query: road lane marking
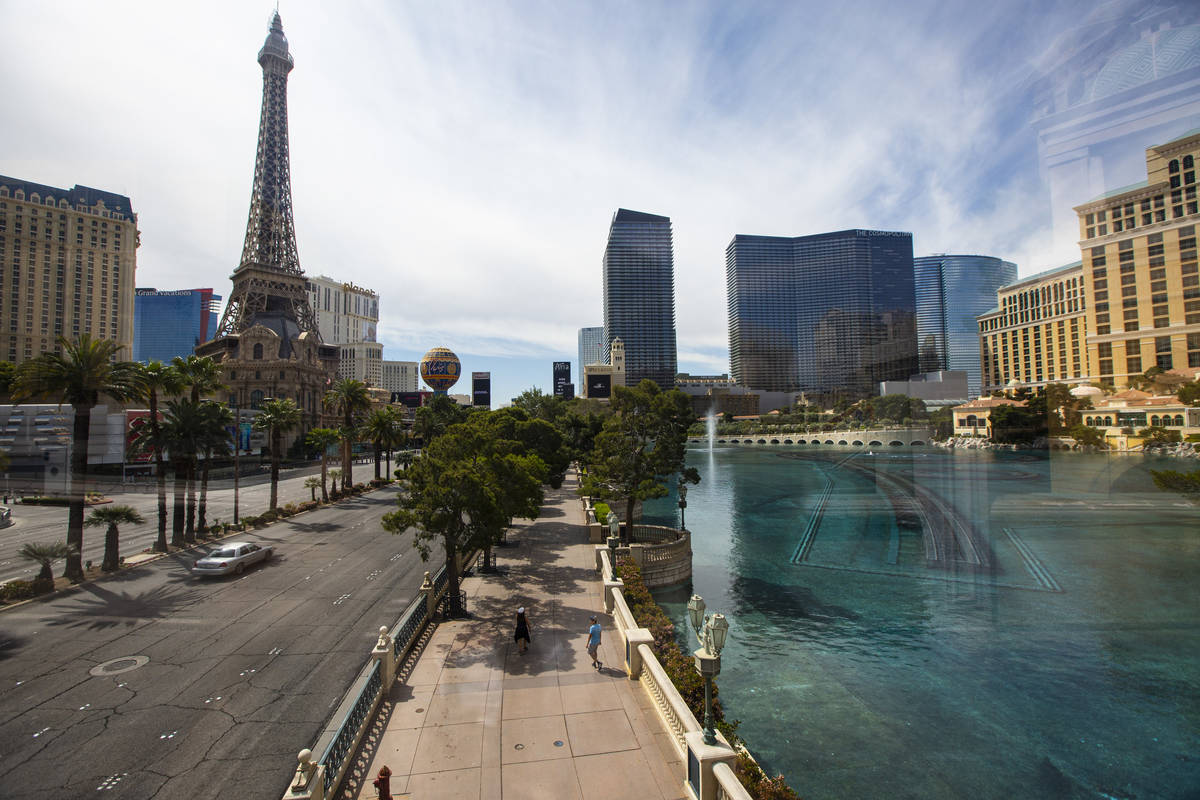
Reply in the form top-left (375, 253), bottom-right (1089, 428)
top-left (333, 593), bottom-right (351, 605)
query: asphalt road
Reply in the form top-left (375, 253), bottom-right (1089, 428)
top-left (0, 485), bottom-right (439, 799)
top-left (0, 464), bottom-right (389, 584)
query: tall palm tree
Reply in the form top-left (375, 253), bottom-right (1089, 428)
top-left (11, 335), bottom-right (145, 582)
top-left (362, 406), bottom-right (403, 481)
top-left (159, 398), bottom-right (206, 547)
top-left (85, 505), bottom-right (145, 572)
top-left (254, 398), bottom-right (301, 512)
top-left (18, 541), bottom-right (77, 583)
top-left (323, 379), bottom-right (371, 489)
top-left (137, 361), bottom-right (185, 553)
top-left (196, 402), bottom-right (234, 532)
top-left (172, 356), bottom-right (227, 537)
top-left (304, 426), bottom-right (340, 502)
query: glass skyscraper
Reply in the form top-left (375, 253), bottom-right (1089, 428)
top-left (602, 209), bottom-right (677, 389)
top-left (914, 255), bottom-right (1017, 398)
top-left (727, 229), bottom-right (918, 398)
top-left (578, 326), bottom-right (605, 373)
top-left (133, 287), bottom-right (220, 364)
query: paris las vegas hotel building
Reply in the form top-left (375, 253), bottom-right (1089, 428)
top-left (980, 130), bottom-right (1200, 393)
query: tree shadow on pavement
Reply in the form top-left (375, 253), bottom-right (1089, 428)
top-left (40, 580), bottom-right (201, 631)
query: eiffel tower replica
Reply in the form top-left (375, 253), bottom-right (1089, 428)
top-left (197, 11), bottom-right (336, 427)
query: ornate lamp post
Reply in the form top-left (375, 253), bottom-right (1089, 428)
top-left (687, 594), bottom-right (730, 745)
top-left (677, 478), bottom-right (688, 530)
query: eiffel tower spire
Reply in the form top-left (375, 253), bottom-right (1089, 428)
top-left (213, 10), bottom-right (319, 339)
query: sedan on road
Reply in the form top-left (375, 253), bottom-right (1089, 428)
top-left (192, 541), bottom-right (274, 577)
top-left (0, 506), bottom-right (10, 528)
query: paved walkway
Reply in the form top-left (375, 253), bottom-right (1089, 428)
top-left (348, 472), bottom-right (686, 800)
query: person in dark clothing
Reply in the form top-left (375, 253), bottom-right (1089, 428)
top-left (514, 607), bottom-right (531, 654)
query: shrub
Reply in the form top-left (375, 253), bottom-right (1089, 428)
top-left (595, 502), bottom-right (612, 524)
top-left (0, 580), bottom-right (35, 602)
top-left (735, 751), bottom-right (803, 800)
top-left (279, 503), bottom-right (299, 517)
top-left (240, 514), bottom-right (260, 527)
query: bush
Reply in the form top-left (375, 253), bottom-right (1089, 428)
top-left (240, 514), bottom-right (260, 527)
top-left (19, 496), bottom-right (70, 506)
top-left (595, 502), bottom-right (612, 524)
top-left (0, 580), bottom-right (35, 602)
top-left (735, 751), bottom-right (804, 800)
top-left (299, 500), bottom-right (319, 512)
top-left (279, 503), bottom-right (299, 517)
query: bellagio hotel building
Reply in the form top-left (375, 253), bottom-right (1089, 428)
top-left (980, 131), bottom-right (1200, 394)
top-left (0, 176), bottom-right (137, 365)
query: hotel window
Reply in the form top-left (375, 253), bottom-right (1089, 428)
top-left (1156, 336), bottom-right (1173, 371)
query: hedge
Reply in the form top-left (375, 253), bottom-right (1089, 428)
top-left (615, 558), bottom-right (802, 800)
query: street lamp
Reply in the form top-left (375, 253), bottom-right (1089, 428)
top-left (606, 512), bottom-right (620, 568)
top-left (687, 593), bottom-right (730, 745)
top-left (677, 478), bottom-right (688, 530)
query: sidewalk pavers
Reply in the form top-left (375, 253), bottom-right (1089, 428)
top-left (351, 473), bottom-right (687, 800)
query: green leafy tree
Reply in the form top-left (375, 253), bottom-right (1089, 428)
top-left (989, 404), bottom-right (1044, 444)
top-left (85, 505), bottom-right (145, 572)
top-left (929, 406), bottom-right (953, 441)
top-left (577, 380), bottom-right (699, 543)
top-left (487, 407), bottom-right (569, 488)
top-left (196, 402), bottom-right (233, 531)
top-left (383, 412), bottom-right (546, 615)
top-left (511, 387), bottom-right (566, 424)
top-left (0, 360), bottom-right (15, 398)
top-left (18, 541), bottom-right (77, 583)
top-left (1137, 426), bottom-right (1182, 446)
top-left (324, 379), bottom-right (372, 488)
top-left (304, 476), bottom-right (321, 501)
top-left (11, 335), bottom-right (145, 581)
top-left (413, 393), bottom-right (468, 447)
top-left (363, 406), bottom-right (404, 481)
top-left (172, 355), bottom-right (227, 536)
top-left (254, 398), bottom-right (302, 512)
top-left (1178, 381), bottom-right (1200, 406)
top-left (305, 427), bottom-right (340, 501)
top-left (1068, 424), bottom-right (1106, 448)
top-left (136, 361), bottom-right (185, 552)
top-left (1150, 468), bottom-right (1200, 496)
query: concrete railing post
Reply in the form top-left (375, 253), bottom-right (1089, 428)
top-left (372, 626), bottom-right (396, 688)
top-left (629, 542), bottom-right (645, 569)
top-left (420, 571), bottom-right (437, 622)
top-left (624, 627), bottom-right (654, 678)
top-left (684, 731), bottom-right (738, 800)
top-left (283, 748), bottom-right (325, 800)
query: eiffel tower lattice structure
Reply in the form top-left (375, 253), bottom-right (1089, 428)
top-left (213, 10), bottom-right (319, 340)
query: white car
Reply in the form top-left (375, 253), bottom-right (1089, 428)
top-left (0, 506), bottom-right (11, 528)
top-left (192, 541), bottom-right (274, 577)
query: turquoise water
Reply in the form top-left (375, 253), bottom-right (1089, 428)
top-left (643, 446), bottom-right (1200, 800)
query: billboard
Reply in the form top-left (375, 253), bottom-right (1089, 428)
top-left (472, 372), bottom-right (491, 407)
top-left (553, 361), bottom-right (571, 398)
top-left (588, 373), bottom-right (611, 399)
top-left (391, 391), bottom-right (428, 408)
top-left (125, 410), bottom-right (154, 463)
top-left (562, 383), bottom-right (575, 401)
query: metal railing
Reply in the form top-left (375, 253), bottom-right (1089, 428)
top-left (319, 660), bottom-right (383, 794)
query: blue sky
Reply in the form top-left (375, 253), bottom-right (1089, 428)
top-left (2, 0), bottom-right (1193, 403)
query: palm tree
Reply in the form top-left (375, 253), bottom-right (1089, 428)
top-left (362, 406), bottom-right (403, 482)
top-left (328, 468), bottom-right (342, 495)
top-left (304, 476), bottom-right (321, 501)
top-left (159, 398), bottom-right (206, 547)
top-left (172, 356), bottom-right (227, 538)
top-left (305, 427), bottom-right (340, 502)
top-left (196, 402), bottom-right (233, 532)
top-left (136, 361), bottom-right (184, 553)
top-left (11, 335), bottom-right (145, 582)
top-left (323, 379), bottom-right (371, 489)
top-left (18, 541), bottom-right (77, 583)
top-left (254, 398), bottom-right (301, 512)
top-left (85, 505), bottom-right (145, 572)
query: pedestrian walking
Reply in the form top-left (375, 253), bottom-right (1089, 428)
top-left (586, 615), bottom-right (602, 668)
top-left (514, 607), bottom-right (531, 654)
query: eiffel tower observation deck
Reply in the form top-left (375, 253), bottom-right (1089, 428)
top-left (197, 12), bottom-right (336, 426)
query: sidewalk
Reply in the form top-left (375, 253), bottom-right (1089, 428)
top-left (347, 472), bottom-right (687, 800)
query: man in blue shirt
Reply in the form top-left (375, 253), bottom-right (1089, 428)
top-left (586, 616), bottom-right (602, 669)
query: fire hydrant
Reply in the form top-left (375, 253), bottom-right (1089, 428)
top-left (373, 765), bottom-right (392, 799)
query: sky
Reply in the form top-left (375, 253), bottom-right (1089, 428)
top-left (2, 0), bottom-right (1196, 404)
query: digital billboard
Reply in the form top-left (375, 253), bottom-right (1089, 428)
top-left (588, 373), bottom-right (611, 399)
top-left (391, 391), bottom-right (428, 408)
top-left (553, 361), bottom-right (571, 398)
top-left (472, 372), bottom-right (491, 407)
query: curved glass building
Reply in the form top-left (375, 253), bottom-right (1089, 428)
top-left (602, 209), bottom-right (677, 390)
top-left (727, 229), bottom-right (918, 399)
top-left (914, 255), bottom-right (1017, 398)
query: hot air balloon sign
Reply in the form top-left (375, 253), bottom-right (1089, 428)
top-left (420, 347), bottom-right (461, 395)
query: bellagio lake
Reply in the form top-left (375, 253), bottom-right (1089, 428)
top-left (642, 445), bottom-right (1200, 800)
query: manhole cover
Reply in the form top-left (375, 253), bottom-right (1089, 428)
top-left (554, 740), bottom-right (564, 747)
top-left (90, 655), bottom-right (149, 677)
top-left (514, 743), bottom-right (525, 750)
